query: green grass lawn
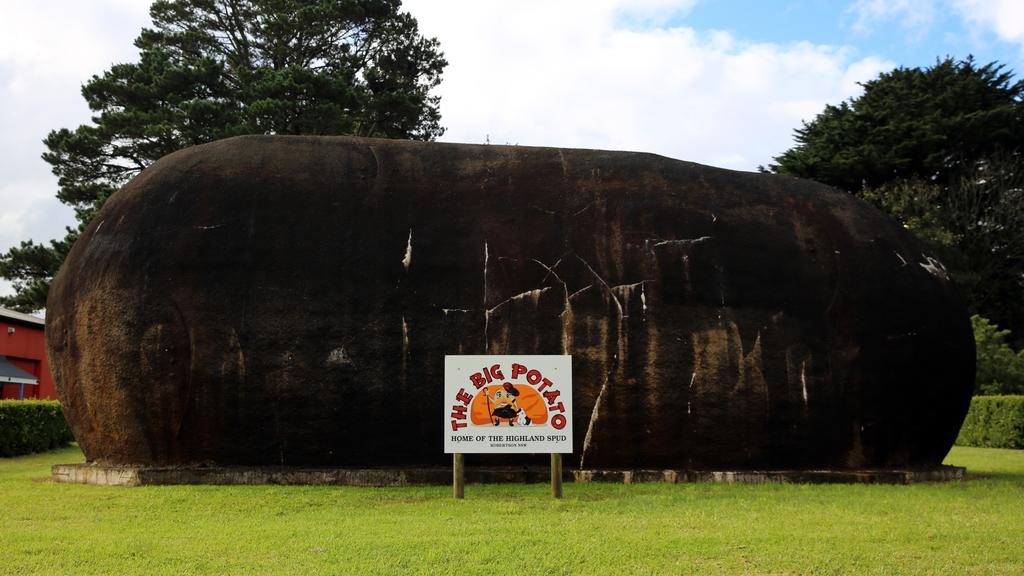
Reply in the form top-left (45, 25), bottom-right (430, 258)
top-left (1, 446), bottom-right (1022, 575)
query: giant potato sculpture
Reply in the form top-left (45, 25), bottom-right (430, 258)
top-left (46, 136), bottom-right (974, 470)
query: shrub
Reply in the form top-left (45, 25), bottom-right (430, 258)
top-left (972, 315), bottom-right (1024, 395)
top-left (0, 400), bottom-right (74, 457)
top-left (955, 395), bottom-right (1024, 449)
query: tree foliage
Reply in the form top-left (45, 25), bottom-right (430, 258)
top-left (859, 156), bottom-right (1024, 338)
top-left (769, 57), bottom-right (1024, 345)
top-left (972, 315), bottom-right (1024, 395)
top-left (770, 56), bottom-right (1023, 191)
top-left (0, 0), bottom-right (446, 312)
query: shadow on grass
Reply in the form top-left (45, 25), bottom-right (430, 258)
top-left (946, 446), bottom-right (1024, 484)
top-left (965, 470), bottom-right (1024, 483)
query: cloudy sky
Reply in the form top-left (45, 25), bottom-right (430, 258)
top-left (0, 0), bottom-right (1022, 299)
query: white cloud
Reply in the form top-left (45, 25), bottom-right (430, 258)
top-left (847, 0), bottom-right (936, 38)
top-left (0, 0), bottom-right (151, 296)
top-left (953, 0), bottom-right (1024, 52)
top-left (610, 0), bottom-right (699, 28)
top-left (404, 0), bottom-right (893, 170)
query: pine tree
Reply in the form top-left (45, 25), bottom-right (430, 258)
top-left (0, 0), bottom-right (446, 311)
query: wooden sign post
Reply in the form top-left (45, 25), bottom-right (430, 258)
top-left (551, 453), bottom-right (563, 498)
top-left (453, 453), bottom-right (465, 499)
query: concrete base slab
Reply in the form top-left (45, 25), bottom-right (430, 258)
top-left (575, 466), bottom-right (966, 484)
top-left (53, 463), bottom-right (966, 487)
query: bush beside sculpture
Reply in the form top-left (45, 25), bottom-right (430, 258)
top-left (972, 315), bottom-right (1024, 395)
top-left (956, 396), bottom-right (1024, 449)
top-left (0, 401), bottom-right (74, 457)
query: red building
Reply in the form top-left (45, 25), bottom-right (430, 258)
top-left (0, 308), bottom-right (54, 400)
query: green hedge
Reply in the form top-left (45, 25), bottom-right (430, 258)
top-left (955, 395), bottom-right (1024, 449)
top-left (0, 400), bottom-right (74, 457)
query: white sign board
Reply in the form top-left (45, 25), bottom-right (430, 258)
top-left (444, 355), bottom-right (573, 454)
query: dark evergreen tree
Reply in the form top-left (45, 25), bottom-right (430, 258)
top-left (858, 157), bottom-right (1024, 345)
top-left (769, 57), bottom-right (1024, 345)
top-left (0, 0), bottom-right (446, 311)
top-left (770, 57), bottom-right (1023, 191)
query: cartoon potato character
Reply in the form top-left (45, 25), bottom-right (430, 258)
top-left (487, 382), bottom-right (521, 426)
top-left (470, 383), bottom-right (548, 427)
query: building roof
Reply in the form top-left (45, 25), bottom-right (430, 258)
top-left (0, 356), bottom-right (38, 384)
top-left (0, 308), bottom-right (44, 329)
